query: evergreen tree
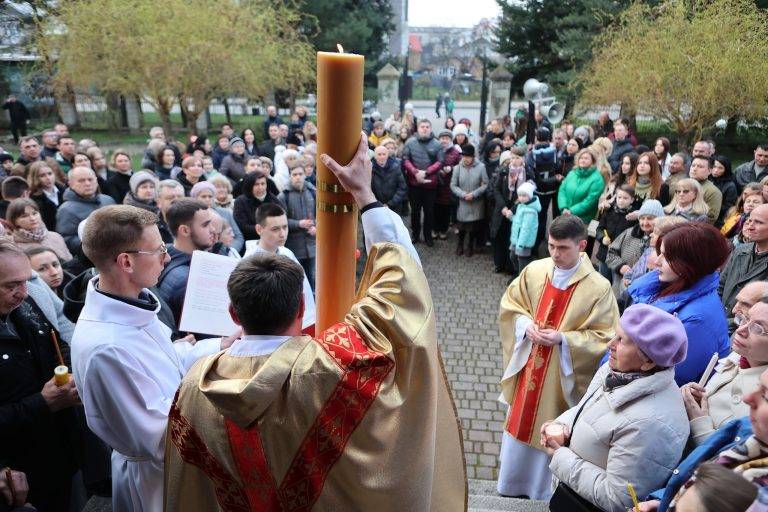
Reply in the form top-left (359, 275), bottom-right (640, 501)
top-left (297, 0), bottom-right (395, 87)
top-left (494, 0), bottom-right (631, 110)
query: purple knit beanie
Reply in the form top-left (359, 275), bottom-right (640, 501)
top-left (619, 303), bottom-right (688, 367)
top-left (190, 181), bottom-right (216, 198)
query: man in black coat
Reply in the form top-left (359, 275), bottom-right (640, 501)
top-left (0, 241), bottom-right (81, 510)
top-left (258, 123), bottom-right (283, 162)
top-left (262, 105), bottom-right (284, 139)
top-left (1, 96), bottom-right (30, 145)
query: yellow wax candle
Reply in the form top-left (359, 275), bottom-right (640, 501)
top-left (54, 365), bottom-right (70, 386)
top-left (627, 482), bottom-right (640, 511)
top-left (315, 45), bottom-right (364, 333)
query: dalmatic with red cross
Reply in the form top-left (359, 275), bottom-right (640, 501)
top-left (163, 243), bottom-right (467, 512)
top-left (498, 254), bottom-right (619, 451)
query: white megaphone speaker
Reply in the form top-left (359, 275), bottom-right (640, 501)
top-left (523, 78), bottom-right (549, 100)
top-left (541, 102), bottom-right (564, 124)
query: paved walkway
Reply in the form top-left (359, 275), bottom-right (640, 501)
top-left (415, 232), bottom-right (510, 481)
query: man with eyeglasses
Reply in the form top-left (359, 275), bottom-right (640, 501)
top-left (71, 205), bottom-right (237, 512)
top-left (720, 204), bottom-right (768, 331)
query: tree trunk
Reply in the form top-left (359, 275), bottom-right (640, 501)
top-left (222, 98), bottom-right (232, 126)
top-left (56, 85), bottom-right (81, 129)
top-left (725, 115), bottom-right (738, 139)
top-left (178, 94), bottom-right (195, 133)
top-left (155, 97), bottom-right (173, 138)
top-left (676, 128), bottom-right (693, 152)
top-left (104, 91), bottom-right (121, 130)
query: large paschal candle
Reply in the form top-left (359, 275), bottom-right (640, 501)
top-left (315, 46), bottom-right (364, 332)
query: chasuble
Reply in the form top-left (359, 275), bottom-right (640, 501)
top-left (499, 253), bottom-right (618, 450)
top-left (164, 226), bottom-right (467, 511)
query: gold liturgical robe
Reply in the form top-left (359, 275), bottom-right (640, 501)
top-left (499, 253), bottom-right (618, 451)
top-left (164, 243), bottom-right (467, 512)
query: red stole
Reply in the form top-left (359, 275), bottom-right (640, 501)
top-left (505, 276), bottom-right (577, 444)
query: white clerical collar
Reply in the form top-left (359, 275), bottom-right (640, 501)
top-left (552, 258), bottom-right (581, 289)
top-left (228, 334), bottom-right (291, 357)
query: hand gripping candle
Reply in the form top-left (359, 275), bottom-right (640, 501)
top-left (315, 44), bottom-right (364, 332)
top-left (50, 330), bottom-right (69, 386)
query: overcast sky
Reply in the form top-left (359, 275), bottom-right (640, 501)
top-left (408, 0), bottom-right (501, 27)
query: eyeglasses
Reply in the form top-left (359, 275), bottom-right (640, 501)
top-left (676, 189), bottom-right (693, 194)
top-left (734, 313), bottom-right (768, 337)
top-left (122, 243), bottom-right (168, 257)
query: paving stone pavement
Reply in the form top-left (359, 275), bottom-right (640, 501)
top-left (414, 232), bottom-right (510, 482)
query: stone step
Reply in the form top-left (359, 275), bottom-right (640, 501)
top-left (469, 478), bottom-right (499, 496)
top-left (468, 478), bottom-right (549, 512)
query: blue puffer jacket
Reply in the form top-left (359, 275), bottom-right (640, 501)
top-left (649, 417), bottom-right (753, 511)
top-left (510, 197), bottom-right (541, 251)
top-left (628, 270), bottom-right (730, 386)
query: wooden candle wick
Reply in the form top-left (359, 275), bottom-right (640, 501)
top-left (50, 330), bottom-right (65, 367)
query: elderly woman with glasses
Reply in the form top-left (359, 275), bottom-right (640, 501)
top-left (663, 178), bottom-right (709, 222)
top-left (544, 304), bottom-right (689, 512)
top-left (679, 293), bottom-right (768, 447)
top-left (638, 366), bottom-right (768, 511)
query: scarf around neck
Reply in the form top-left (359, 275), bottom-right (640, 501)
top-left (715, 435), bottom-right (768, 487)
top-left (603, 369), bottom-right (656, 391)
top-left (508, 166), bottom-right (526, 199)
top-left (13, 225), bottom-right (48, 243)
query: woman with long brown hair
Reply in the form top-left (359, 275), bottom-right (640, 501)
top-left (26, 160), bottom-right (65, 231)
top-left (627, 151), bottom-right (670, 220)
top-left (627, 222), bottom-right (730, 386)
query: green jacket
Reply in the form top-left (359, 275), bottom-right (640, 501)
top-left (557, 166), bottom-right (605, 224)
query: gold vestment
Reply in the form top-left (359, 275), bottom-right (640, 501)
top-left (164, 243), bottom-right (467, 511)
top-left (499, 254), bottom-right (618, 451)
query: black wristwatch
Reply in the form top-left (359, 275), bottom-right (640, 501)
top-left (361, 201), bottom-right (384, 213)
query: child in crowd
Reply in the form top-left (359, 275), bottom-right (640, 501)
top-left (0, 153), bottom-right (13, 178)
top-left (259, 156), bottom-right (273, 176)
top-left (509, 182), bottom-right (540, 274)
top-left (301, 154), bottom-right (316, 186)
top-left (606, 199), bottom-right (664, 298)
top-left (595, 184), bottom-right (637, 282)
top-left (201, 155), bottom-right (218, 180)
top-left (721, 182), bottom-right (764, 242)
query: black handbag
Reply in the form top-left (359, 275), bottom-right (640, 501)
top-left (549, 482), bottom-right (605, 512)
top-left (548, 387), bottom-right (606, 512)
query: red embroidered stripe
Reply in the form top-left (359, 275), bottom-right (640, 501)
top-left (168, 393), bottom-right (250, 512)
top-left (174, 324), bottom-right (393, 512)
top-left (505, 278), bottom-right (577, 443)
top-left (226, 418), bottom-right (281, 510)
top-left (277, 322), bottom-right (394, 511)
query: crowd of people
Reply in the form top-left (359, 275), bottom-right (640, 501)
top-left (2, 102), bottom-right (768, 511)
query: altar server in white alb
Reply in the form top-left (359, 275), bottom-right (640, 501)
top-left (71, 205), bottom-right (238, 512)
top-left (244, 202), bottom-right (316, 335)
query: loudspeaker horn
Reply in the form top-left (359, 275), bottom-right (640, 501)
top-left (523, 79), bottom-right (549, 100)
top-left (541, 102), bottom-right (564, 124)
